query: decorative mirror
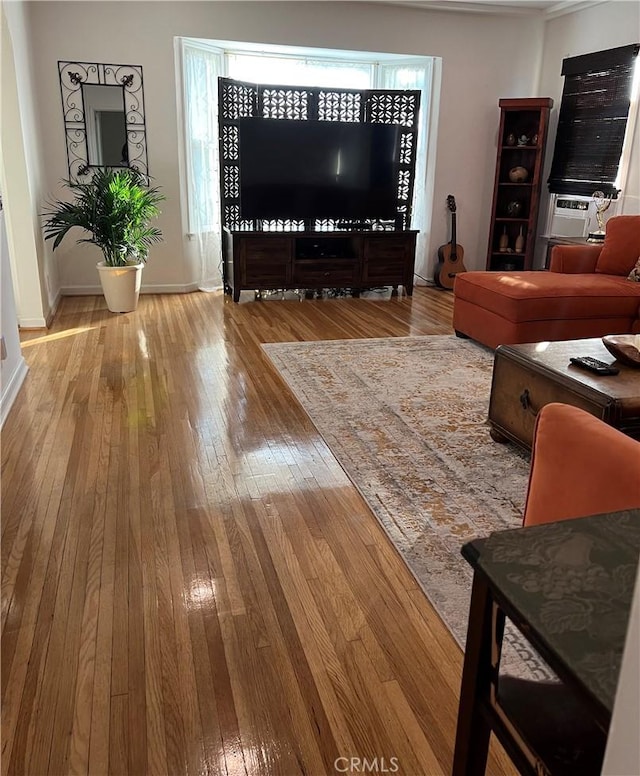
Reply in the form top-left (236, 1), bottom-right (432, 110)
top-left (58, 61), bottom-right (149, 182)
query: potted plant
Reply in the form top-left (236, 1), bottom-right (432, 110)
top-left (43, 168), bottom-right (164, 312)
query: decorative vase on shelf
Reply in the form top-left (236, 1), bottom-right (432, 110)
top-left (515, 226), bottom-right (525, 253)
top-left (508, 166), bottom-right (529, 183)
top-left (505, 133), bottom-right (516, 146)
top-left (506, 200), bottom-right (522, 217)
top-left (499, 226), bottom-right (509, 252)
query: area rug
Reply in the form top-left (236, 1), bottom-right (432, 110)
top-left (262, 334), bottom-right (551, 679)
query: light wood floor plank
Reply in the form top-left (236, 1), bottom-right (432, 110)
top-left (2, 288), bottom-right (516, 775)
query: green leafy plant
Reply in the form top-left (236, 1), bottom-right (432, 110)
top-left (43, 168), bottom-right (165, 267)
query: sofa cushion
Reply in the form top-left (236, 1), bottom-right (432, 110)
top-left (454, 271), bottom-right (640, 324)
top-left (595, 215), bottom-right (640, 275)
top-left (628, 256), bottom-right (640, 282)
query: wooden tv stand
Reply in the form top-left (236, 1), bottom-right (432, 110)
top-left (223, 230), bottom-right (418, 302)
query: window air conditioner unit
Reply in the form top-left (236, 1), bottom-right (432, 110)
top-left (549, 196), bottom-right (591, 238)
top-left (548, 194), bottom-right (620, 239)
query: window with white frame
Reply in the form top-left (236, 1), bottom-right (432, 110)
top-left (179, 39), bottom-right (436, 288)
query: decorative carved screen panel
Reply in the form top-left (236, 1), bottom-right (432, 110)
top-left (58, 61), bottom-right (149, 183)
top-left (218, 78), bottom-right (420, 232)
top-left (261, 89), bottom-right (310, 120)
top-left (318, 91), bottom-right (363, 123)
top-left (368, 92), bottom-right (418, 127)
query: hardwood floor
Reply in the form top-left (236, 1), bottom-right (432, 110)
top-left (2, 287), bottom-right (514, 776)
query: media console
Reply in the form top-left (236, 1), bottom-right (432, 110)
top-left (223, 230), bottom-right (418, 302)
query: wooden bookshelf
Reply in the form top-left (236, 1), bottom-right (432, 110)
top-left (486, 98), bottom-right (553, 271)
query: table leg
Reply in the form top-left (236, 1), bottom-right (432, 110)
top-left (489, 426), bottom-right (508, 444)
top-left (452, 573), bottom-right (494, 776)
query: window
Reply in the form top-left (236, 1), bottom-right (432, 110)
top-left (227, 53), bottom-right (373, 89)
top-left (548, 44), bottom-right (639, 198)
top-left (180, 38), bottom-right (436, 286)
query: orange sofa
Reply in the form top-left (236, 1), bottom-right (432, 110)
top-left (523, 403), bottom-right (640, 527)
top-left (453, 215), bottom-right (640, 349)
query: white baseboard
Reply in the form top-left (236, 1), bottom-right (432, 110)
top-left (60, 282), bottom-right (200, 296)
top-left (1, 356), bottom-right (28, 428)
top-left (18, 317), bottom-right (47, 329)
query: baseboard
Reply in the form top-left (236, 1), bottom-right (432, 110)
top-left (1, 356), bottom-right (29, 428)
top-left (60, 282), bottom-right (201, 296)
top-left (18, 317), bottom-right (47, 329)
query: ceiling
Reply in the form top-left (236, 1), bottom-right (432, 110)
top-left (369, 0), bottom-right (602, 18)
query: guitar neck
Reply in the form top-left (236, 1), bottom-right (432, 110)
top-left (450, 213), bottom-right (457, 259)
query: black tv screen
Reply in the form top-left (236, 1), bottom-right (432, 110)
top-left (238, 118), bottom-right (400, 220)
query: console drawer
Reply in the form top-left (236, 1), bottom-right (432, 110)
top-left (362, 257), bottom-right (407, 284)
top-left (241, 237), bottom-right (292, 261)
top-left (242, 254), bottom-right (291, 285)
top-left (293, 261), bottom-right (358, 286)
top-left (363, 237), bottom-right (411, 261)
top-left (240, 238), bottom-right (292, 285)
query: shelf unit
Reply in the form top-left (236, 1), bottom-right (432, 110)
top-left (486, 98), bottom-right (553, 271)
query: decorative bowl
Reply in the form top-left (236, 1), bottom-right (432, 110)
top-left (508, 166), bottom-right (529, 183)
top-left (602, 334), bottom-right (640, 368)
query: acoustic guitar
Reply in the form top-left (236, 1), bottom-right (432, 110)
top-left (434, 195), bottom-right (466, 290)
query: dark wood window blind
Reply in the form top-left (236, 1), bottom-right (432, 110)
top-left (548, 43), bottom-right (639, 198)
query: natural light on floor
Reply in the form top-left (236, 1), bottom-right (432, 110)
top-left (20, 326), bottom-right (100, 347)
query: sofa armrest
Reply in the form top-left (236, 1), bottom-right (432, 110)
top-left (523, 403), bottom-right (640, 527)
top-left (549, 244), bottom-right (602, 274)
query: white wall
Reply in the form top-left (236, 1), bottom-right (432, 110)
top-left (535, 0), bottom-right (640, 266)
top-left (0, 208), bottom-right (29, 426)
top-left (22, 2), bottom-right (638, 293)
top-left (26, 0), bottom-right (544, 290)
top-left (1, 1), bottom-right (53, 327)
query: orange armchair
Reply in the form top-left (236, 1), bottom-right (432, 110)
top-left (523, 403), bottom-right (640, 526)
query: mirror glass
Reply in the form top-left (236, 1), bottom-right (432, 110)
top-left (81, 84), bottom-right (128, 167)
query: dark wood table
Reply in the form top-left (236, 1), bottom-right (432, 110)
top-left (452, 509), bottom-right (640, 776)
top-left (488, 338), bottom-right (640, 450)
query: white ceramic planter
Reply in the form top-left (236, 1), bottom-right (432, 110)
top-left (96, 261), bottom-right (144, 313)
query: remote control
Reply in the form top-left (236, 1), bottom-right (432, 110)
top-left (569, 356), bottom-right (619, 375)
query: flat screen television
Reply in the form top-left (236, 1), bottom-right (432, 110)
top-left (237, 118), bottom-right (401, 221)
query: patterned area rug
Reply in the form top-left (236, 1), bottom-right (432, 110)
top-left (262, 334), bottom-right (550, 679)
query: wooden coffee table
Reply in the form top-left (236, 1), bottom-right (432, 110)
top-left (488, 338), bottom-right (640, 450)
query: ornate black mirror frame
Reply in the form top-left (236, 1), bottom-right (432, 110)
top-left (58, 61), bottom-right (149, 183)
